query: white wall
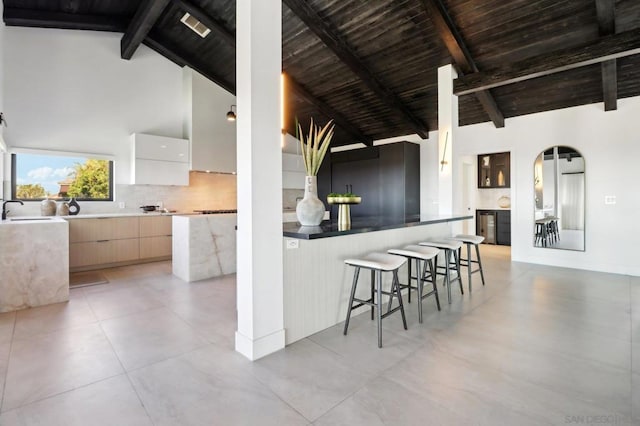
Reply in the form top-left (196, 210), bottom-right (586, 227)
top-left (419, 132), bottom-right (440, 217)
top-left (184, 68), bottom-right (237, 173)
top-left (0, 22), bottom-right (5, 197)
top-left (453, 97), bottom-right (640, 276)
top-left (2, 27), bottom-right (184, 186)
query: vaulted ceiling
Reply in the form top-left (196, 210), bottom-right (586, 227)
top-left (4, 0), bottom-right (640, 147)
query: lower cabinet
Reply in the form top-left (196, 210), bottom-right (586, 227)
top-left (476, 209), bottom-right (511, 246)
top-left (70, 239), bottom-right (139, 267)
top-left (140, 235), bottom-right (172, 259)
top-left (139, 216), bottom-right (172, 259)
top-left (496, 210), bottom-right (511, 246)
top-left (68, 216), bottom-right (172, 271)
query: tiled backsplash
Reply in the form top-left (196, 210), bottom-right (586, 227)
top-left (3, 172), bottom-right (237, 216)
top-left (283, 189), bottom-right (304, 210)
top-left (476, 187), bottom-right (511, 210)
top-left (4, 172), bottom-right (309, 217)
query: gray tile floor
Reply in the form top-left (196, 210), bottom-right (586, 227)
top-left (0, 246), bottom-right (638, 425)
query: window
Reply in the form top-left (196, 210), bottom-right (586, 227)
top-left (11, 153), bottom-right (114, 201)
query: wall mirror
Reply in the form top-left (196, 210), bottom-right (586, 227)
top-left (533, 146), bottom-right (585, 251)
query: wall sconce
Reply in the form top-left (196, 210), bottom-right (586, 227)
top-left (440, 131), bottom-right (449, 171)
top-left (226, 105), bottom-right (236, 122)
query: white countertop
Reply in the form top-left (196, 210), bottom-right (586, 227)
top-left (0, 217), bottom-right (68, 225)
top-left (61, 212), bottom-right (191, 219)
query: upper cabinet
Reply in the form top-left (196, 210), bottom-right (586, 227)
top-left (478, 151), bottom-right (510, 188)
top-left (131, 133), bottom-right (190, 186)
top-left (184, 68), bottom-right (237, 174)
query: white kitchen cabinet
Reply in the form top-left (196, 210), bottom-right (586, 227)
top-left (131, 133), bottom-right (190, 185)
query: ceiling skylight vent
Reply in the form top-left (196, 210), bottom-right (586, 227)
top-left (180, 12), bottom-right (211, 38)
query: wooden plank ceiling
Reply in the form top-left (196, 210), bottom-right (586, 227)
top-left (4, 0), bottom-right (640, 147)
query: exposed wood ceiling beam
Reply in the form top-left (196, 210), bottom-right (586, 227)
top-left (282, 0), bottom-right (429, 139)
top-left (2, 7), bottom-right (127, 32)
top-left (173, 0), bottom-right (236, 47)
top-left (121, 0), bottom-right (171, 60)
top-left (454, 29), bottom-right (640, 96)
top-left (420, 0), bottom-right (504, 128)
top-left (285, 74), bottom-right (373, 146)
top-left (600, 60), bottom-right (617, 111)
top-left (170, 0), bottom-right (370, 144)
top-left (596, 0), bottom-right (615, 34)
top-left (596, 0), bottom-right (617, 111)
top-left (144, 31), bottom-right (235, 95)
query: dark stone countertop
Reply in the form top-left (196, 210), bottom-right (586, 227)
top-left (283, 214), bottom-right (473, 240)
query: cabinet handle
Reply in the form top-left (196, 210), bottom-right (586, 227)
top-left (97, 240), bottom-right (110, 243)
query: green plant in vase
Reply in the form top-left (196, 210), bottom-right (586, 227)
top-left (296, 118), bottom-right (335, 226)
top-left (326, 192), bottom-right (362, 205)
top-left (297, 118), bottom-right (335, 176)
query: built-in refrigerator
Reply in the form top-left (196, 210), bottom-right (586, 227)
top-left (477, 210), bottom-right (497, 244)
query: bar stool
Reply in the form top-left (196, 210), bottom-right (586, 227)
top-left (534, 222), bottom-right (546, 246)
top-left (450, 234), bottom-right (486, 292)
top-left (387, 245), bottom-right (441, 323)
top-left (547, 218), bottom-right (559, 244)
top-left (343, 253), bottom-right (408, 348)
top-left (419, 239), bottom-right (464, 304)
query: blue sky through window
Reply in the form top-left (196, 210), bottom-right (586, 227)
top-left (15, 154), bottom-right (83, 195)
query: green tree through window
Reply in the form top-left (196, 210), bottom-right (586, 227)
top-left (16, 183), bottom-right (46, 199)
top-left (68, 159), bottom-right (110, 199)
top-left (12, 153), bottom-right (113, 201)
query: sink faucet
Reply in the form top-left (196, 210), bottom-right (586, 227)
top-left (2, 200), bottom-right (24, 220)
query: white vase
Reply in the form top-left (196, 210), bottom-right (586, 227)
top-left (296, 176), bottom-right (325, 226)
top-left (57, 201), bottom-right (70, 216)
top-left (40, 199), bottom-right (56, 216)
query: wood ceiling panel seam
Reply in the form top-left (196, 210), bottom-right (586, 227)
top-left (473, 28), bottom-right (601, 69)
top-left (464, 9), bottom-right (598, 50)
top-left (448, 0), bottom-right (578, 29)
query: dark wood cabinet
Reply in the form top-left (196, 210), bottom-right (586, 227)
top-left (321, 142), bottom-right (420, 221)
top-left (476, 209), bottom-right (511, 246)
top-left (478, 152), bottom-right (510, 188)
top-left (496, 210), bottom-right (511, 246)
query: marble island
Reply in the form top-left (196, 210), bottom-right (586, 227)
top-left (0, 217), bottom-right (69, 313)
top-left (172, 213), bottom-right (237, 282)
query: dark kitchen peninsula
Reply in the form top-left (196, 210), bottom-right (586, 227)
top-left (283, 214), bottom-right (471, 240)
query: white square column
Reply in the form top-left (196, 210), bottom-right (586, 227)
top-left (437, 64), bottom-right (458, 215)
top-left (235, 0), bottom-right (285, 360)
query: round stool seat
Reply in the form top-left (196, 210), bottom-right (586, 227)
top-left (420, 239), bottom-right (463, 251)
top-left (388, 245), bottom-right (439, 261)
top-left (451, 234), bottom-right (485, 245)
top-left (344, 252), bottom-right (407, 271)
